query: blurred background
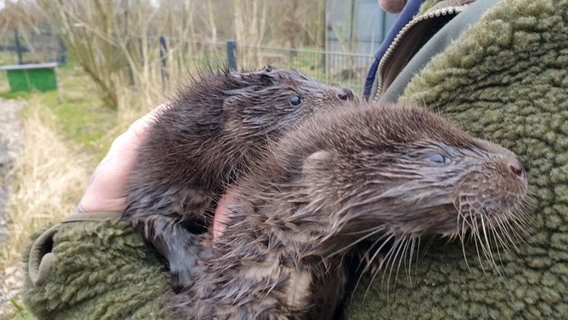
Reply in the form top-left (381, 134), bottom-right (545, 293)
top-left (0, 0), bottom-right (399, 97)
top-left (0, 1), bottom-right (397, 318)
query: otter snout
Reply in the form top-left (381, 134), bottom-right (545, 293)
top-left (507, 156), bottom-right (526, 180)
top-left (335, 87), bottom-right (356, 102)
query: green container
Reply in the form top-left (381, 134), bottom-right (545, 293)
top-left (0, 62), bottom-right (58, 93)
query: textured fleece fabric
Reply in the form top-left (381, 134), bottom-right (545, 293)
top-left (23, 220), bottom-right (178, 320)
top-left (23, 0), bottom-right (568, 318)
top-left (347, 0), bottom-right (568, 318)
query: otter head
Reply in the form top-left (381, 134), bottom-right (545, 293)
top-left (274, 103), bottom-right (529, 261)
top-left (220, 66), bottom-right (356, 138)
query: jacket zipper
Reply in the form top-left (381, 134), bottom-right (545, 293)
top-left (373, 1), bottom-right (475, 101)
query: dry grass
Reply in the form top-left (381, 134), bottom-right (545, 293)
top-left (0, 6), bottom-right (220, 316)
top-left (2, 76), bottom-right (165, 266)
top-left (0, 58), bottom-right (164, 271)
top-left (0, 68), bottom-right (166, 318)
top-left (1, 97), bottom-right (91, 267)
top-left (8, 99), bottom-right (90, 229)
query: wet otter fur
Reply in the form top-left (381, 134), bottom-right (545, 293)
top-left (172, 102), bottom-right (529, 319)
top-left (122, 66), bottom-right (355, 291)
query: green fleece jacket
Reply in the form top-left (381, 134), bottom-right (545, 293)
top-left (23, 0), bottom-right (568, 319)
top-left (348, 0), bottom-right (568, 318)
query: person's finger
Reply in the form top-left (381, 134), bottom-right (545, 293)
top-left (127, 103), bottom-right (169, 142)
top-left (212, 189), bottom-right (236, 239)
top-left (77, 103), bottom-right (169, 213)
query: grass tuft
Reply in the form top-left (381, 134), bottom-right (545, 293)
top-left (0, 96), bottom-right (92, 319)
top-left (0, 60), bottom-right (165, 318)
top-left (2, 97), bottom-right (91, 268)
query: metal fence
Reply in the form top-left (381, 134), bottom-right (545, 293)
top-left (234, 43), bottom-right (372, 94)
top-left (158, 39), bottom-right (374, 95)
top-left (0, 31), bottom-right (374, 95)
top-left (0, 24), bottom-right (66, 66)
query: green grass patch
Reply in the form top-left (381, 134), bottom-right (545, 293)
top-left (0, 91), bottom-right (30, 100)
top-left (1, 60), bottom-right (114, 320)
top-left (8, 299), bottom-right (35, 320)
top-left (36, 89), bottom-right (117, 152)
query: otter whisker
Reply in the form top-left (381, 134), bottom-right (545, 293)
top-left (479, 213), bottom-right (500, 271)
top-left (365, 233), bottom-right (395, 271)
top-left (413, 237), bottom-right (423, 281)
top-left (402, 237), bottom-right (419, 286)
top-left (504, 214), bottom-right (528, 246)
top-left (381, 237), bottom-right (409, 300)
top-left (510, 204), bottom-right (532, 232)
top-left (492, 225), bottom-right (511, 259)
top-left (397, 238), bottom-right (412, 285)
top-left (470, 215), bottom-right (487, 272)
top-left (324, 224), bottom-right (387, 260)
top-left (488, 221), bottom-right (508, 270)
top-left (356, 233), bottom-right (396, 300)
top-left (493, 215), bottom-right (518, 253)
top-left (456, 201), bottom-right (474, 270)
top-left (460, 236), bottom-right (472, 271)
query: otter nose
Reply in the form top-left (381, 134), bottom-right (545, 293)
top-left (336, 87), bottom-right (355, 101)
top-left (508, 157), bottom-right (526, 179)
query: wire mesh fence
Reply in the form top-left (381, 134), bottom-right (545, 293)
top-left (0, 24), bottom-right (65, 66)
top-left (0, 30), bottom-right (373, 95)
top-left (156, 39), bottom-right (373, 95)
top-left (236, 43), bottom-right (372, 94)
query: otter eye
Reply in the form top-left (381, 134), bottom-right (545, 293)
top-left (427, 153), bottom-right (449, 164)
top-left (289, 96), bottom-right (302, 106)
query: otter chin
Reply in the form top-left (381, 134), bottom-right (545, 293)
top-left (172, 102), bottom-right (529, 319)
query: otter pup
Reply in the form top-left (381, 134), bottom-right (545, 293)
top-left (123, 66), bottom-right (355, 291)
top-left (173, 103), bottom-right (528, 319)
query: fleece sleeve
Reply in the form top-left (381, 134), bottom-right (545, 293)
top-left (23, 214), bottom-right (178, 320)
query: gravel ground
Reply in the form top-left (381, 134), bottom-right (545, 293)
top-left (0, 98), bottom-right (25, 317)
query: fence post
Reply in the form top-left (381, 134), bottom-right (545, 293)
top-left (138, 37), bottom-right (144, 67)
top-left (226, 40), bottom-right (237, 70)
top-left (57, 36), bottom-right (67, 65)
top-left (160, 35), bottom-right (168, 88)
top-left (14, 28), bottom-right (23, 65)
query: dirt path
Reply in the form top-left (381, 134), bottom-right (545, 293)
top-left (0, 98), bottom-right (24, 244)
top-left (0, 98), bottom-right (25, 316)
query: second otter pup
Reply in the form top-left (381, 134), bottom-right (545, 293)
top-left (173, 102), bottom-right (528, 319)
top-left (123, 66), bottom-right (354, 291)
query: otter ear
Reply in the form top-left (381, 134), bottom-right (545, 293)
top-left (302, 151), bottom-right (333, 173)
top-left (262, 65), bottom-right (276, 72)
top-left (255, 65), bottom-right (277, 83)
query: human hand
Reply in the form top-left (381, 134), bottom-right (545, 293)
top-left (379, 0), bottom-right (407, 13)
top-left (75, 104), bottom-right (230, 237)
top-left (75, 104), bottom-right (168, 214)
